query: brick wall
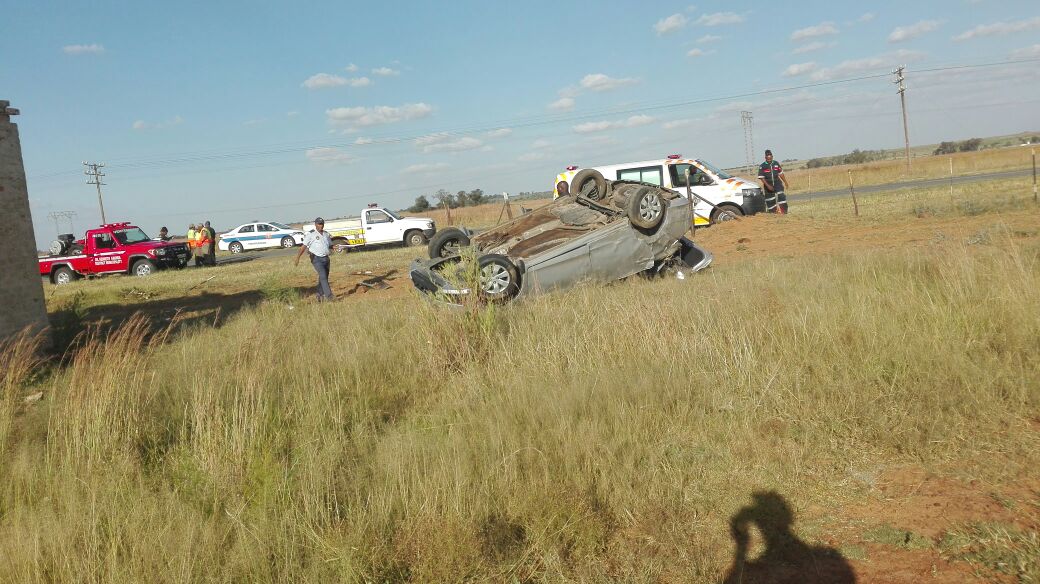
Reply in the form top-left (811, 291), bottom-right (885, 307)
top-left (0, 100), bottom-right (49, 342)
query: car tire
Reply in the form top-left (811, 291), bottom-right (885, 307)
top-left (627, 186), bottom-right (667, 230)
top-left (405, 230), bottom-right (427, 247)
top-left (710, 204), bottom-right (744, 224)
top-left (280, 236), bottom-right (295, 248)
top-left (52, 265), bottom-right (76, 285)
top-left (428, 227), bottom-right (471, 259)
top-left (571, 169), bottom-right (607, 201)
top-left (132, 259), bottom-right (156, 277)
top-left (69, 244), bottom-right (84, 255)
top-left (229, 241), bottom-right (244, 254)
top-left (477, 254), bottom-right (520, 302)
top-left (610, 183), bottom-right (639, 208)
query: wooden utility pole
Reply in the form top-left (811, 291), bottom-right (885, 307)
top-left (83, 161), bottom-right (107, 223)
top-left (1032, 148), bottom-right (1037, 205)
top-left (894, 66), bottom-right (911, 175)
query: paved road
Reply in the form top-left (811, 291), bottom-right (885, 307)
top-left (787, 168), bottom-right (1033, 202)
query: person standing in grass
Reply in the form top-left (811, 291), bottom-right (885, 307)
top-left (203, 221), bottom-right (217, 266)
top-left (295, 217), bottom-right (334, 302)
top-left (193, 222), bottom-right (212, 267)
top-left (758, 149), bottom-right (790, 214)
top-left (186, 223), bottom-right (197, 262)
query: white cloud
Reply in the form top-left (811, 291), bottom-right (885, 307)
top-left (783, 62), bottom-right (817, 77)
top-left (697, 34), bottom-right (723, 43)
top-left (326, 103), bottom-right (433, 128)
top-left (573, 114), bottom-right (655, 134)
top-left (354, 137), bottom-right (374, 145)
top-left (548, 97), bottom-right (575, 111)
top-left (580, 73), bottom-right (638, 92)
top-left (791, 22), bottom-right (838, 42)
top-left (792, 41), bottom-right (834, 54)
top-left (695, 12), bottom-right (744, 26)
top-left (344, 63), bottom-right (359, 72)
top-left (287, 111), bottom-right (300, 117)
top-left (810, 50), bottom-right (925, 81)
top-left (531, 139), bottom-right (552, 149)
top-left (687, 48), bottom-right (715, 58)
top-left (662, 117), bottom-right (705, 130)
top-left (888, 20), bottom-right (941, 43)
top-left (302, 73), bottom-right (371, 89)
top-left (372, 67), bottom-right (400, 76)
top-left (404, 162), bottom-right (448, 173)
top-left (63, 43), bottom-right (105, 55)
top-left (518, 152), bottom-right (547, 162)
top-left (243, 118), bottom-right (266, 126)
top-left (414, 133), bottom-right (483, 153)
top-left (486, 128), bottom-right (513, 138)
top-left (954, 17), bottom-right (1040, 41)
top-left (131, 115), bottom-right (183, 131)
top-left (306, 147), bottom-right (354, 165)
top-left (654, 13), bottom-right (688, 35)
top-left (858, 13), bottom-right (876, 23)
top-left (1011, 44), bottom-right (1040, 58)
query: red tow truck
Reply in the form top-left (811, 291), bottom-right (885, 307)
top-left (39, 223), bottom-right (191, 285)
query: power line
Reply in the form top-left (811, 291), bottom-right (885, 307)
top-left (27, 57), bottom-right (1039, 183)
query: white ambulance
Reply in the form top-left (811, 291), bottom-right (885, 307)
top-left (553, 155), bottom-right (766, 226)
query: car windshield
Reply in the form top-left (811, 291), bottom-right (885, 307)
top-left (385, 209), bottom-right (403, 220)
top-left (112, 227), bottom-right (151, 245)
top-left (270, 222), bottom-right (293, 230)
top-left (695, 159), bottom-right (733, 180)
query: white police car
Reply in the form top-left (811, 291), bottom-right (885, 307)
top-left (217, 222), bottom-right (305, 254)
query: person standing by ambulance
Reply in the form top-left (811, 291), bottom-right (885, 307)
top-left (186, 223), bottom-right (197, 263)
top-left (295, 217), bottom-right (334, 301)
top-left (758, 149), bottom-right (790, 214)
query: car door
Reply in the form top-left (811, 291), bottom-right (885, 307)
top-left (235, 224), bottom-right (258, 248)
top-left (669, 162), bottom-right (714, 224)
top-left (364, 210), bottom-right (398, 244)
top-left (89, 231), bottom-right (125, 273)
top-left (256, 224), bottom-right (278, 249)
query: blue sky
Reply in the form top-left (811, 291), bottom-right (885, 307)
top-left (4, 0), bottom-right (1039, 245)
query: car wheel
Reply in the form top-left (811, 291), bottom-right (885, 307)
top-left (52, 266), bottom-right (75, 285)
top-left (405, 230), bottom-right (427, 247)
top-left (229, 241), bottom-right (244, 254)
top-left (69, 244), bottom-right (84, 255)
top-left (478, 254), bottom-right (520, 301)
top-left (428, 227), bottom-right (471, 259)
top-left (710, 205), bottom-right (744, 224)
top-left (280, 236), bottom-right (295, 248)
top-left (571, 169), bottom-right (607, 201)
top-left (132, 259), bottom-right (156, 277)
top-left (627, 186), bottom-right (666, 230)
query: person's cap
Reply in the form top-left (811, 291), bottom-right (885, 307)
top-left (314, 217), bottom-right (324, 224)
top-left (765, 149), bottom-right (773, 156)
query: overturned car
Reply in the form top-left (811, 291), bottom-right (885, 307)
top-left (409, 176), bottom-right (713, 303)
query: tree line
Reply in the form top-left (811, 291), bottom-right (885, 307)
top-left (404, 189), bottom-right (553, 213)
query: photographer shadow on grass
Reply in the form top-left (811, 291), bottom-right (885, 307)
top-left (723, 491), bottom-right (856, 584)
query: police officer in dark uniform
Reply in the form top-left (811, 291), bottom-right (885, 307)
top-left (758, 149), bottom-right (790, 214)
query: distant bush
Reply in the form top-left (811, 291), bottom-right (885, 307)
top-left (934, 138), bottom-right (983, 155)
top-left (805, 149), bottom-right (885, 169)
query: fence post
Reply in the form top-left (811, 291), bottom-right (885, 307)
top-left (848, 170), bottom-right (859, 217)
top-left (949, 157), bottom-right (955, 206)
top-left (1033, 148), bottom-right (1037, 205)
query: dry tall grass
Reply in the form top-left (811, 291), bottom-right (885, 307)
top-left (785, 146), bottom-right (1035, 195)
top-left (419, 198), bottom-right (552, 228)
top-left (2, 210), bottom-right (1038, 580)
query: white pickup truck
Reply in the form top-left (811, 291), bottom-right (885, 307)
top-left (303, 205), bottom-right (437, 249)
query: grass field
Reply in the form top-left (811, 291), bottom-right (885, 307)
top-left (781, 145), bottom-right (1036, 195)
top-left (2, 181), bottom-right (1039, 582)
